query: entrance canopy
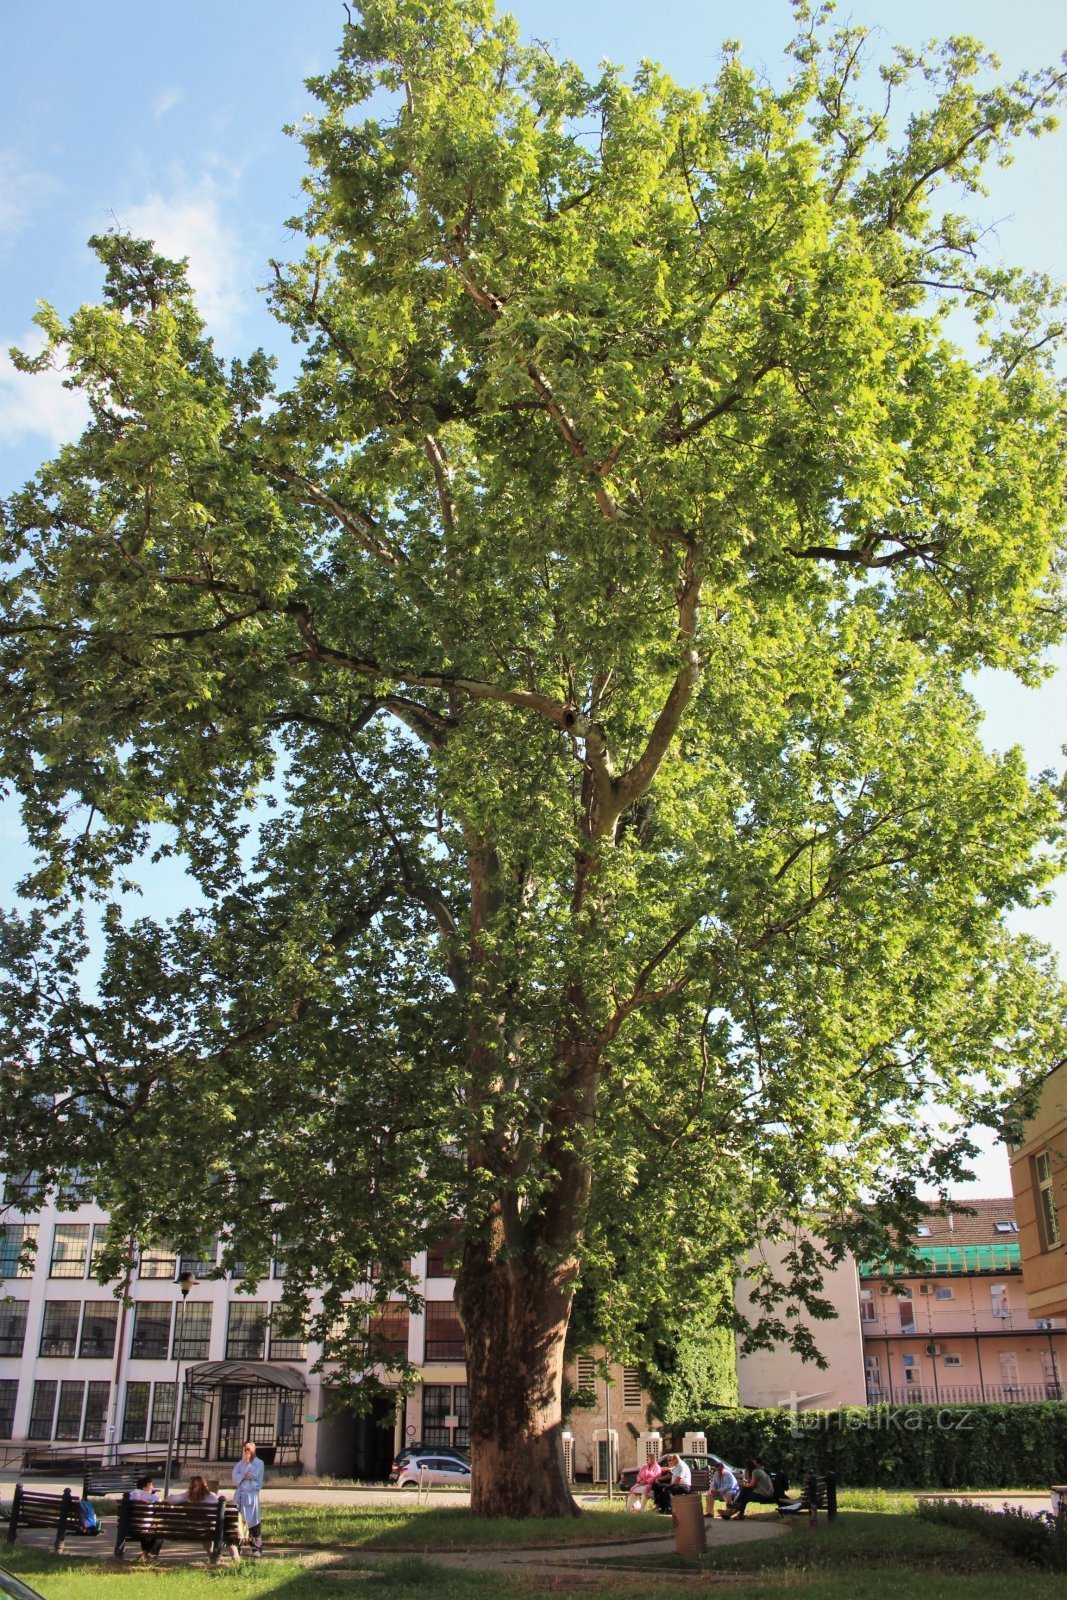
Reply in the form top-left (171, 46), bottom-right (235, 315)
top-left (183, 1361), bottom-right (308, 1395)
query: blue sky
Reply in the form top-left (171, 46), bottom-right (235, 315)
top-left (1, 0), bottom-right (1065, 1192)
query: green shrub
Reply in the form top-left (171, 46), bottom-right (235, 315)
top-left (916, 1499), bottom-right (1067, 1571)
top-left (670, 1402), bottom-right (1067, 1488)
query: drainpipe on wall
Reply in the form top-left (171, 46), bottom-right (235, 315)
top-left (106, 1234), bottom-right (136, 1464)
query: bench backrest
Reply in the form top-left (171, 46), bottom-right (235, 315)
top-left (10, 1489), bottom-right (73, 1528)
top-left (118, 1493), bottom-right (240, 1550)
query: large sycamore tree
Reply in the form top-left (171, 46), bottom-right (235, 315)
top-left (2, 0), bottom-right (1067, 1516)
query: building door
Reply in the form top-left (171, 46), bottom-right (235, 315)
top-left (990, 1284), bottom-right (1010, 1321)
top-left (351, 1394), bottom-right (396, 1483)
top-left (217, 1385), bottom-right (247, 1460)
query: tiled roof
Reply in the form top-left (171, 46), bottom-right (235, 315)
top-left (909, 1197), bottom-right (1018, 1248)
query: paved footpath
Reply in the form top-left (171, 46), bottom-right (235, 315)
top-left (2, 1488), bottom-right (786, 1578)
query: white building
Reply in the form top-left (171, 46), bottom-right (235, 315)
top-left (0, 1187), bottom-right (475, 1477)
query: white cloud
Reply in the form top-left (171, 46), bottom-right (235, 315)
top-left (153, 87), bottom-right (185, 121)
top-left (0, 150), bottom-right (56, 250)
top-left (0, 333), bottom-right (88, 448)
top-left (117, 177), bottom-right (248, 336)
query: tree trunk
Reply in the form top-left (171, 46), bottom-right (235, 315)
top-left (456, 1244), bottom-right (579, 1518)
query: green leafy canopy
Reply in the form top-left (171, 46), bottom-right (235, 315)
top-left (1, 0), bottom-right (1066, 1406)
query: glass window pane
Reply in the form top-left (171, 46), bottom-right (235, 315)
top-left (39, 1301), bottom-right (80, 1358)
top-left (0, 1301), bottom-right (28, 1357)
top-left (139, 1245), bottom-right (177, 1280)
top-left (173, 1301), bottom-right (212, 1360)
top-left (49, 1224), bottom-right (90, 1279)
top-left (369, 1304), bottom-right (409, 1364)
top-left (28, 1380), bottom-right (57, 1440)
top-left (424, 1301), bottom-right (464, 1362)
top-left (268, 1306), bottom-right (308, 1362)
top-left (149, 1382), bottom-right (174, 1443)
top-left (122, 1382), bottom-right (149, 1443)
top-left (226, 1302), bottom-right (266, 1359)
top-left (0, 1224), bottom-right (38, 1279)
top-left (131, 1302), bottom-right (172, 1359)
top-left (55, 1381), bottom-right (85, 1441)
top-left (82, 1381), bottom-right (110, 1441)
top-left (79, 1300), bottom-right (119, 1359)
top-left (179, 1241), bottom-right (218, 1278)
top-left (0, 1380), bottom-right (18, 1439)
top-left (90, 1225), bottom-right (113, 1274)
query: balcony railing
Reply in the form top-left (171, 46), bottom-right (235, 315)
top-left (866, 1382), bottom-right (1063, 1406)
top-left (862, 1308), bottom-right (1066, 1338)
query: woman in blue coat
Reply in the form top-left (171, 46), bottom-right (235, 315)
top-left (231, 1440), bottom-right (265, 1555)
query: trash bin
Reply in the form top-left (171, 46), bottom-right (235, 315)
top-left (672, 1490), bottom-right (707, 1556)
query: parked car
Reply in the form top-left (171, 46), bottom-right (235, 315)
top-left (390, 1443), bottom-right (470, 1477)
top-left (0, 1567), bottom-right (48, 1600)
top-left (391, 1454), bottom-right (473, 1490)
top-left (616, 1452), bottom-right (729, 1494)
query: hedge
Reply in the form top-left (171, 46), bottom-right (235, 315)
top-left (917, 1500), bottom-right (1067, 1570)
top-left (669, 1403), bottom-right (1067, 1488)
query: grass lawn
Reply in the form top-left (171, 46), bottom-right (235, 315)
top-left (3, 1492), bottom-right (1064, 1598)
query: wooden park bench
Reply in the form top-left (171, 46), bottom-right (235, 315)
top-left (114, 1492), bottom-right (242, 1563)
top-left (6, 1485), bottom-right (102, 1553)
top-left (777, 1470), bottom-right (838, 1526)
top-left (82, 1462), bottom-right (169, 1499)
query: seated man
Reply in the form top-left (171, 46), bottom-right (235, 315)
top-left (722, 1458), bottom-right (777, 1519)
top-left (705, 1460), bottom-right (740, 1519)
top-left (652, 1453), bottom-right (692, 1514)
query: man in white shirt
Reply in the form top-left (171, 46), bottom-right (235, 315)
top-left (653, 1453), bottom-right (693, 1513)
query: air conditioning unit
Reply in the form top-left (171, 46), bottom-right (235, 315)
top-left (562, 1432), bottom-right (575, 1482)
top-left (879, 1284), bottom-right (891, 1296)
top-left (925, 1343), bottom-right (942, 1357)
top-left (919, 1283), bottom-right (932, 1295)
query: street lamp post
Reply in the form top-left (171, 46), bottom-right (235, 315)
top-left (162, 1271), bottom-right (196, 1501)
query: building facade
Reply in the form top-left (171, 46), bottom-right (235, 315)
top-left (1008, 1061), bottom-right (1067, 1320)
top-left (3, 1186), bottom-right (1063, 1478)
top-left (858, 1197), bottom-right (1066, 1405)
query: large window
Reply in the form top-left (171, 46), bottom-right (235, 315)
top-left (28, 1380), bottom-right (58, 1440)
top-left (424, 1301), bottom-right (464, 1362)
top-left (226, 1302), bottom-right (266, 1359)
top-left (79, 1300), bottom-right (119, 1359)
top-left (173, 1301), bottom-right (212, 1360)
top-left (0, 1301), bottom-right (28, 1357)
top-left (83, 1381), bottom-right (110, 1441)
top-left (369, 1304), bottom-right (409, 1364)
top-left (49, 1224), bottom-right (90, 1279)
top-left (39, 1301), bottom-right (80, 1358)
top-left (131, 1302), bottom-right (172, 1360)
top-left (139, 1245), bottom-right (177, 1280)
top-left (122, 1382), bottom-right (149, 1443)
top-left (0, 1223), bottom-right (38, 1279)
top-left (0, 1380), bottom-right (17, 1439)
top-left (1035, 1151), bottom-right (1063, 1251)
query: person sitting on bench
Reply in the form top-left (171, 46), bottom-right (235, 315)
top-left (653, 1454), bottom-right (692, 1513)
top-left (720, 1459), bottom-right (776, 1519)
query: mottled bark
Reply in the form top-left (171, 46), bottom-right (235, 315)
top-left (456, 1236), bottom-right (579, 1518)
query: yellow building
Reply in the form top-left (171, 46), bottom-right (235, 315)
top-left (1008, 1061), bottom-right (1067, 1320)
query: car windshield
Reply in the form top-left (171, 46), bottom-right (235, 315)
top-left (0, 1570), bottom-right (47, 1600)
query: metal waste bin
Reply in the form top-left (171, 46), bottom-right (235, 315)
top-left (672, 1490), bottom-right (707, 1556)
